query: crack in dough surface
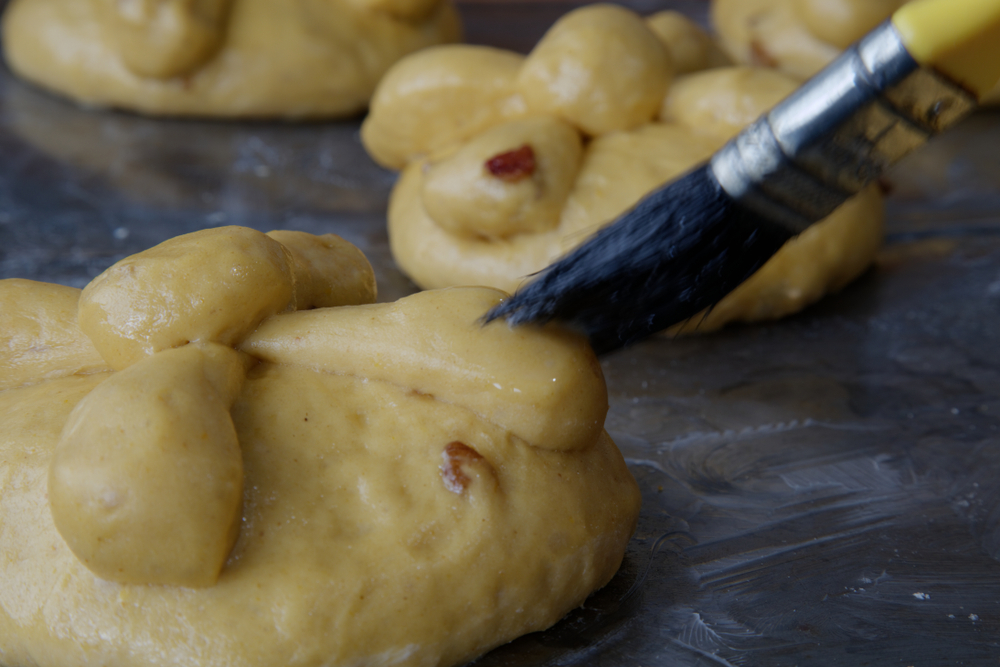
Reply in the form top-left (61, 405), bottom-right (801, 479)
top-left (0, 0), bottom-right (461, 117)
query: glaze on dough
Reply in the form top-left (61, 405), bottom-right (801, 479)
top-left (364, 4), bottom-right (884, 333)
top-left (0, 227), bottom-right (640, 667)
top-left (0, 0), bottom-right (461, 117)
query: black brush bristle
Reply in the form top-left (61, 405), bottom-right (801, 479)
top-left (484, 165), bottom-right (794, 355)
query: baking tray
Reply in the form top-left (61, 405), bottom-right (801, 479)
top-left (3, 1), bottom-right (1000, 664)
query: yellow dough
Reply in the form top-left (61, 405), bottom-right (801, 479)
top-left (0, 279), bottom-right (110, 391)
top-left (514, 4), bottom-right (673, 136)
top-left (711, 0), bottom-right (870, 79)
top-left (0, 0), bottom-right (461, 118)
top-left (0, 228), bottom-right (640, 667)
top-left (364, 3), bottom-right (884, 333)
top-left (49, 343), bottom-right (249, 589)
top-left (710, 0), bottom-right (1000, 103)
top-left (645, 10), bottom-right (732, 75)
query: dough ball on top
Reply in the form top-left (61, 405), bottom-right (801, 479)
top-left (514, 3), bottom-right (673, 136)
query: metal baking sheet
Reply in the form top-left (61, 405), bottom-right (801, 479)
top-left (3, 2), bottom-right (1000, 664)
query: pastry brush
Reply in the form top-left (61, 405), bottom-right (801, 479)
top-left (486, 0), bottom-right (1000, 355)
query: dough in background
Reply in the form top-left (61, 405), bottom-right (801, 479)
top-left (0, 0), bottom-right (461, 118)
top-left (363, 4), bottom-right (884, 334)
top-left (710, 0), bottom-right (1000, 103)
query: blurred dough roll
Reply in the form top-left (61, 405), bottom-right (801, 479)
top-left (709, 0), bottom-right (1000, 103)
top-left (0, 227), bottom-right (640, 667)
top-left (362, 3), bottom-right (884, 333)
top-left (0, 0), bottom-right (461, 117)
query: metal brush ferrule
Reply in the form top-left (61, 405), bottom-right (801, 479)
top-left (710, 20), bottom-right (977, 234)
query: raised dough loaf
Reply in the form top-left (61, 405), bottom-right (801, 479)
top-left (0, 0), bottom-right (461, 118)
top-left (0, 227), bottom-right (640, 667)
top-left (362, 4), bottom-right (884, 333)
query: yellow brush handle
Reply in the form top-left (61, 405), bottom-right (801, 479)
top-left (893, 0), bottom-right (1000, 98)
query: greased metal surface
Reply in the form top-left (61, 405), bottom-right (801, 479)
top-left (2, 1), bottom-right (1000, 664)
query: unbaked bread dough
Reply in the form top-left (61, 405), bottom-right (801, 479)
top-left (363, 3), bottom-right (884, 333)
top-left (0, 0), bottom-right (461, 117)
top-left (710, 0), bottom-right (902, 79)
top-left (646, 10), bottom-right (732, 75)
top-left (0, 279), bottom-right (111, 391)
top-left (0, 227), bottom-right (640, 666)
top-left (710, 0), bottom-right (1000, 103)
top-left (660, 67), bottom-right (884, 331)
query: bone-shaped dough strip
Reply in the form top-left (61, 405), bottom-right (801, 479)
top-left (240, 287), bottom-right (608, 451)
